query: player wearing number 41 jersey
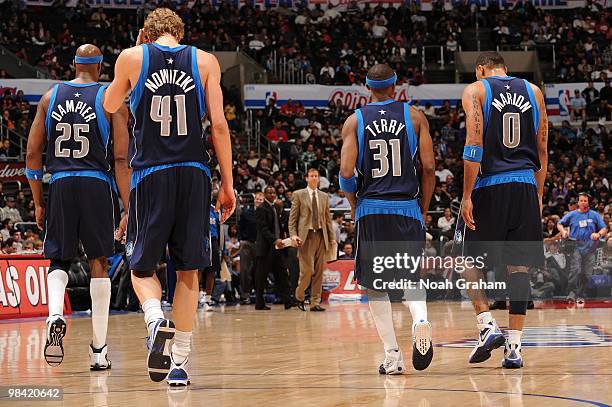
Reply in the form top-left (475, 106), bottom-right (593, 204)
top-left (458, 52), bottom-right (548, 369)
top-left (103, 8), bottom-right (235, 387)
top-left (26, 44), bottom-right (131, 372)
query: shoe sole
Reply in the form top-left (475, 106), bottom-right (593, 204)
top-left (90, 360), bottom-right (111, 371)
top-left (502, 358), bottom-right (524, 369)
top-left (147, 320), bottom-right (176, 382)
top-left (168, 379), bottom-right (191, 386)
top-left (412, 322), bottom-right (433, 371)
top-left (44, 318), bottom-right (66, 367)
top-left (469, 334), bottom-right (505, 364)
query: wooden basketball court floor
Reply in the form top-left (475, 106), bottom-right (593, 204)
top-left (0, 302), bottom-right (610, 407)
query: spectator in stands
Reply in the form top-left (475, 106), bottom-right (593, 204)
top-left (339, 243), bottom-right (353, 259)
top-left (0, 219), bottom-right (13, 241)
top-left (435, 162), bottom-right (453, 183)
top-left (279, 99), bottom-right (296, 119)
top-left (1, 238), bottom-right (17, 254)
top-left (570, 89), bottom-right (587, 121)
top-left (266, 121), bottom-right (288, 143)
top-left (1, 197), bottom-right (22, 223)
top-left (582, 82), bottom-right (600, 107)
top-left (224, 102), bottom-right (237, 129)
top-left (437, 207), bottom-right (455, 236)
top-left (246, 172), bottom-right (266, 193)
top-left (329, 189), bottom-right (350, 209)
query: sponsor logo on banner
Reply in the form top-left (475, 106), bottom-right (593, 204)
top-left (322, 260), bottom-right (364, 302)
top-left (0, 256), bottom-right (71, 319)
top-left (0, 162), bottom-right (27, 183)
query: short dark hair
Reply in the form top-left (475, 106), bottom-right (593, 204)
top-left (307, 168), bottom-right (319, 175)
top-left (578, 192), bottom-right (591, 201)
top-left (366, 63), bottom-right (395, 81)
top-left (475, 51), bottom-right (505, 68)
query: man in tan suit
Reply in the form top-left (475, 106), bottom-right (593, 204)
top-left (289, 168), bottom-right (335, 311)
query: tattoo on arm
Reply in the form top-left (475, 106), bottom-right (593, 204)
top-left (472, 94), bottom-right (480, 139)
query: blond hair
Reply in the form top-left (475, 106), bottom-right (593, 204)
top-left (143, 8), bottom-right (184, 42)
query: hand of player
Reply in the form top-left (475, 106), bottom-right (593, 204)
top-left (591, 232), bottom-right (601, 241)
top-left (115, 214), bottom-right (128, 243)
top-left (35, 206), bottom-right (45, 230)
top-left (461, 198), bottom-right (476, 230)
top-left (216, 184), bottom-right (236, 223)
top-left (135, 29), bottom-right (148, 46)
top-left (562, 230), bottom-right (569, 239)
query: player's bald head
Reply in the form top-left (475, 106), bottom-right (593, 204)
top-left (76, 44), bottom-right (102, 60)
top-left (74, 44), bottom-right (102, 78)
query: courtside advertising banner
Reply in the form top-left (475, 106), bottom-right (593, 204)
top-left (322, 260), bottom-right (364, 302)
top-left (0, 256), bottom-right (71, 319)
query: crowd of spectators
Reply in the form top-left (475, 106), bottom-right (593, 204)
top-left (0, 184), bottom-right (41, 255)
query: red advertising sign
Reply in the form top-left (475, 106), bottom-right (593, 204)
top-left (0, 162), bottom-right (27, 183)
top-left (322, 259), bottom-right (365, 302)
top-left (0, 255), bottom-right (71, 319)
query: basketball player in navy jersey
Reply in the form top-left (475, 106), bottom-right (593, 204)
top-left (26, 44), bottom-right (131, 370)
top-left (340, 64), bottom-right (436, 374)
top-left (103, 8), bottom-right (235, 386)
top-left (459, 52), bottom-right (548, 368)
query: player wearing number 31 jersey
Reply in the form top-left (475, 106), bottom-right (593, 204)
top-left (103, 8), bottom-right (235, 387)
top-left (459, 52), bottom-right (548, 370)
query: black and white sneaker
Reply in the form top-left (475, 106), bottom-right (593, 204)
top-left (89, 343), bottom-right (111, 371)
top-left (378, 349), bottom-right (405, 375)
top-left (412, 321), bottom-right (433, 371)
top-left (146, 319), bottom-right (176, 382)
top-left (44, 315), bottom-right (67, 367)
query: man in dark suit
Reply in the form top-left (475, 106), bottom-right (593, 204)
top-left (255, 186), bottom-right (291, 310)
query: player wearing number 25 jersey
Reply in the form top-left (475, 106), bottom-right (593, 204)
top-left (26, 45), bottom-right (131, 372)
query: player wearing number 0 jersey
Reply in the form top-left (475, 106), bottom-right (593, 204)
top-left (339, 64), bottom-right (436, 375)
top-left (459, 52), bottom-right (548, 369)
top-left (103, 8), bottom-right (235, 387)
top-left (26, 44), bottom-right (131, 372)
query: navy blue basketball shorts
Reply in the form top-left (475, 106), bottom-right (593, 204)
top-left (44, 176), bottom-right (115, 261)
top-left (126, 166), bottom-right (211, 272)
top-left (355, 214), bottom-right (425, 298)
top-left (463, 182), bottom-right (544, 268)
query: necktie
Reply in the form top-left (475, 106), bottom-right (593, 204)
top-left (311, 191), bottom-right (319, 230)
top-left (273, 206), bottom-right (281, 239)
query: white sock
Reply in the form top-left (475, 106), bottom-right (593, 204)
top-left (47, 270), bottom-right (69, 317)
top-left (367, 289), bottom-right (399, 352)
top-left (142, 298), bottom-right (164, 335)
top-left (408, 301), bottom-right (428, 329)
top-left (507, 330), bottom-right (522, 346)
top-left (171, 330), bottom-right (192, 365)
top-left (90, 278), bottom-right (111, 349)
top-left (477, 311), bottom-right (493, 325)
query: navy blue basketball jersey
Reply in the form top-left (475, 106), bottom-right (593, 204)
top-left (480, 76), bottom-right (540, 176)
top-left (356, 100), bottom-right (419, 200)
top-left (45, 82), bottom-right (110, 174)
top-left (129, 43), bottom-right (208, 170)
